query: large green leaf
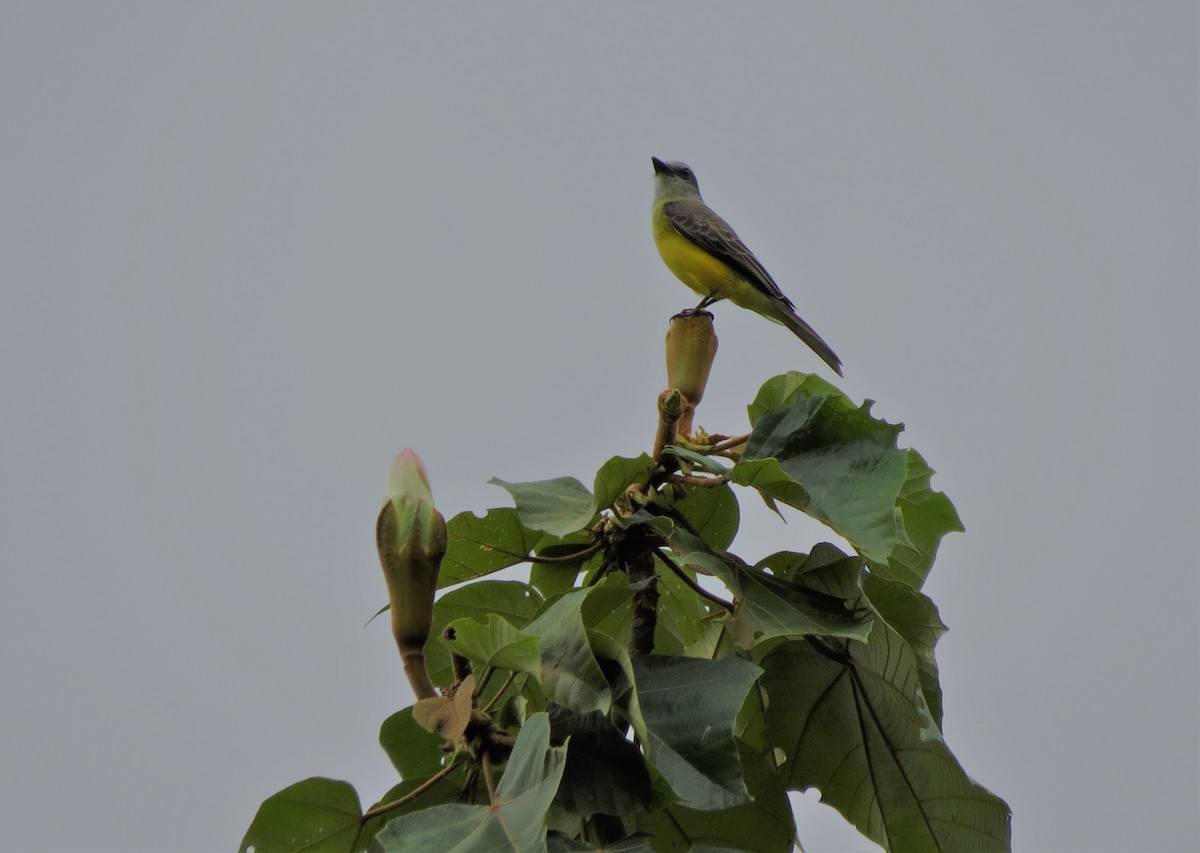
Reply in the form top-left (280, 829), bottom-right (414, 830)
top-left (665, 481), bottom-right (740, 551)
top-left (444, 614), bottom-right (542, 679)
top-left (652, 560), bottom-right (714, 656)
top-left (426, 581), bottom-right (543, 688)
top-left (734, 374), bottom-right (962, 590)
top-left (732, 376), bottom-right (908, 566)
top-left (592, 453), bottom-right (658, 511)
top-left (760, 634), bottom-right (1011, 852)
top-left (547, 704), bottom-right (654, 820)
top-left (529, 559), bottom-right (584, 598)
top-left (374, 713), bottom-right (567, 853)
top-left (636, 742), bottom-right (795, 853)
top-left (442, 508), bottom-right (544, 587)
top-left (719, 547), bottom-right (873, 649)
top-left (378, 706), bottom-right (449, 780)
top-left (524, 589), bottom-right (613, 713)
top-left (633, 655), bottom-right (762, 811)
top-left (580, 572), bottom-right (635, 646)
top-left (491, 477), bottom-right (598, 537)
top-left (585, 630), bottom-right (648, 750)
top-left (663, 535), bottom-right (872, 652)
top-left (862, 572), bottom-right (948, 728)
top-left (492, 455), bottom-right (658, 539)
top-left (240, 777), bottom-right (363, 853)
top-left (756, 543), bottom-right (851, 587)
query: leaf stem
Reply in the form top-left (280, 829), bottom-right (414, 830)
top-left (482, 752), bottom-right (498, 805)
top-left (479, 670), bottom-right (518, 712)
top-left (471, 666), bottom-right (496, 700)
top-left (666, 473), bottom-right (730, 488)
top-left (709, 433), bottom-right (749, 453)
top-left (653, 550), bottom-right (735, 611)
top-left (525, 540), bottom-right (603, 564)
top-left (361, 760), bottom-right (460, 821)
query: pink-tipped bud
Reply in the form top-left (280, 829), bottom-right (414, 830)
top-left (378, 448), bottom-right (446, 699)
top-left (387, 447), bottom-right (435, 507)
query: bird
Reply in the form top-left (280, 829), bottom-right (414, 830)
top-left (651, 157), bottom-right (842, 376)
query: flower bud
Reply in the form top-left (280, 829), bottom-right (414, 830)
top-left (387, 447), bottom-right (435, 507)
top-left (665, 313), bottom-right (718, 436)
top-left (377, 449), bottom-right (446, 699)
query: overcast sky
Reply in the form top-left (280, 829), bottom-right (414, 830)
top-left (2, 4), bottom-right (1197, 851)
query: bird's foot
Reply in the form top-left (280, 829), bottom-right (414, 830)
top-left (672, 307), bottom-right (715, 322)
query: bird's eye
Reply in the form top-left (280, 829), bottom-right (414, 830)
top-left (681, 168), bottom-right (693, 179)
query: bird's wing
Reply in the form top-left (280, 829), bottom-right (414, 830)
top-left (661, 199), bottom-right (796, 309)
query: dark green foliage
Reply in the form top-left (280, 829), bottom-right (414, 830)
top-left (243, 373), bottom-right (1009, 853)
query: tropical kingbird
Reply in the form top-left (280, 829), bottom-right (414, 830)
top-left (651, 157), bottom-right (842, 375)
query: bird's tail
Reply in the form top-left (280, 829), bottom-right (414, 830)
top-left (778, 306), bottom-right (843, 376)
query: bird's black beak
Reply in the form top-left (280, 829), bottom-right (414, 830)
top-left (652, 156), bottom-right (669, 175)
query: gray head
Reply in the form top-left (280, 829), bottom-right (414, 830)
top-left (652, 156), bottom-right (703, 201)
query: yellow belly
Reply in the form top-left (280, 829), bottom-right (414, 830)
top-left (652, 215), bottom-right (736, 298)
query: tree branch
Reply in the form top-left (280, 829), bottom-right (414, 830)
top-left (621, 525), bottom-right (659, 658)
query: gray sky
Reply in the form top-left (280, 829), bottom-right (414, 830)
top-left (2, 3), bottom-right (1197, 851)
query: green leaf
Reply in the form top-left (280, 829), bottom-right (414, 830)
top-left (445, 614), bottom-right (542, 678)
top-left (666, 482), bottom-right (740, 551)
top-left (426, 581), bottom-right (543, 688)
top-left (491, 455), bottom-right (656, 540)
top-left (378, 707), bottom-right (448, 780)
top-left (726, 545), bottom-right (873, 650)
top-left (735, 374), bottom-right (908, 562)
top-left (374, 713), bottom-right (567, 853)
top-left (240, 777), bottom-right (363, 853)
top-left (759, 542), bottom-right (865, 600)
top-left (760, 633), bottom-right (1011, 852)
top-left (547, 704), bottom-right (654, 820)
top-left (745, 371), bottom-right (837, 424)
top-left (660, 523), bottom-right (736, 580)
top-left (585, 630), bottom-right (648, 750)
top-left (529, 560), bottom-right (584, 598)
top-left (878, 448), bottom-right (965, 587)
top-left (636, 742), bottom-right (795, 853)
top-left (592, 453), bottom-right (658, 510)
top-left (580, 572), bottom-right (635, 645)
top-left (684, 611), bottom-right (731, 659)
top-left (727, 567), bottom-right (872, 648)
top-left (653, 560), bottom-right (714, 656)
top-left (528, 537), bottom-right (599, 598)
top-left (524, 589), bottom-right (613, 713)
top-left (862, 572), bottom-right (948, 727)
top-left (733, 373), bottom-right (962, 590)
top-left (674, 541), bottom-right (872, 652)
top-left (442, 508), bottom-right (543, 587)
top-left (491, 476), bottom-right (597, 537)
top-left (733, 432), bottom-right (906, 567)
top-left (634, 655), bottom-right (762, 811)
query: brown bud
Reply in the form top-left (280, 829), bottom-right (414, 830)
top-left (665, 313), bottom-right (718, 436)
